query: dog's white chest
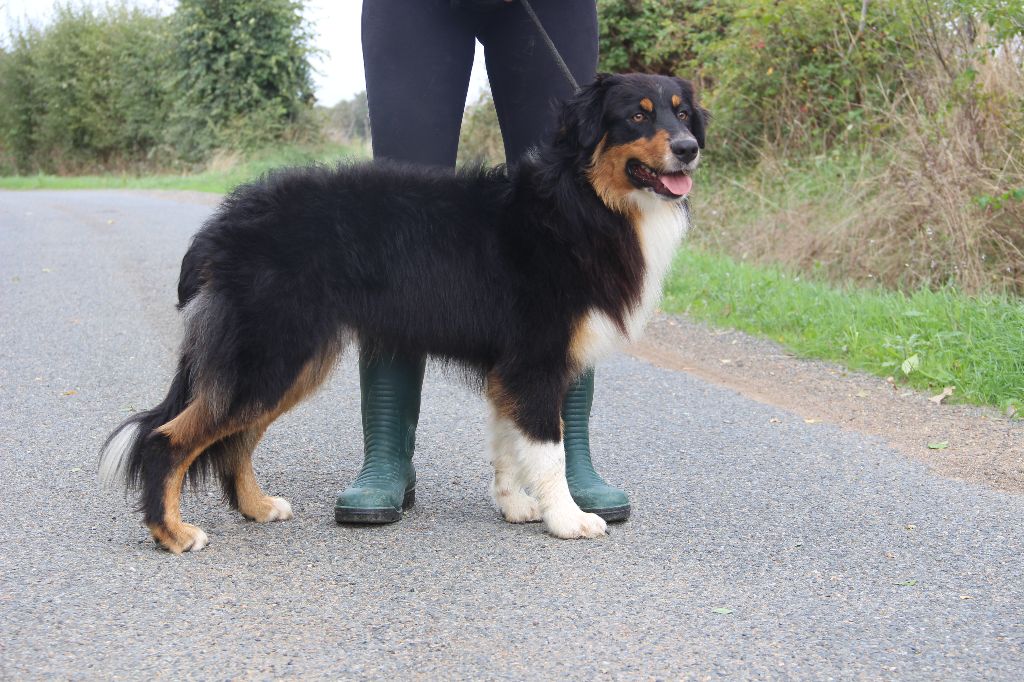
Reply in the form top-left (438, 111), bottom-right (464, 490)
top-left (575, 197), bottom-right (688, 366)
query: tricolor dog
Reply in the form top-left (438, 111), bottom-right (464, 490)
top-left (100, 73), bottom-right (707, 553)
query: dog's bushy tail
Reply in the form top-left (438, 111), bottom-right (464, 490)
top-left (100, 235), bottom-right (217, 494)
top-left (98, 360), bottom-right (193, 492)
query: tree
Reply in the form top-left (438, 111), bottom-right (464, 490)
top-left (168, 0), bottom-right (317, 160)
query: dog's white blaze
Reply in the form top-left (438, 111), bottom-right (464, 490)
top-left (576, 193), bottom-right (688, 365)
top-left (98, 421), bottom-right (140, 486)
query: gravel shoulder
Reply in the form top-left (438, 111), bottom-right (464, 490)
top-left (634, 314), bottom-right (1024, 494)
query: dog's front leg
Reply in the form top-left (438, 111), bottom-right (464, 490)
top-left (487, 403), bottom-right (542, 523)
top-left (487, 370), bottom-right (606, 539)
top-left (516, 436), bottom-right (607, 539)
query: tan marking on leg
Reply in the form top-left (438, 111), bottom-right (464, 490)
top-left (230, 345), bottom-right (342, 521)
top-left (151, 443), bottom-right (217, 553)
top-left (485, 371), bottom-right (519, 423)
top-left (149, 340), bottom-right (342, 552)
top-left (229, 426), bottom-right (294, 522)
top-left (156, 398), bottom-right (218, 451)
top-left (640, 97), bottom-right (654, 113)
top-left (258, 343), bottom-right (342, 428)
top-left (150, 392), bottom-right (239, 552)
top-left (569, 315), bottom-right (595, 369)
top-left (570, 312), bottom-right (616, 371)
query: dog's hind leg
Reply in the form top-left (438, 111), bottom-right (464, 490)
top-left (214, 427), bottom-right (294, 523)
top-left (487, 371), bottom-right (606, 539)
top-left (144, 342), bottom-right (339, 553)
top-left (145, 397), bottom-right (233, 553)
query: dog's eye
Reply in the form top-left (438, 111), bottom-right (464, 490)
top-left (677, 111), bottom-right (689, 121)
top-left (631, 112), bottom-right (646, 123)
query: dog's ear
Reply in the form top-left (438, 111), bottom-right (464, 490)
top-left (558, 72), bottom-right (616, 151)
top-left (673, 77), bottom-right (709, 149)
top-left (691, 105), bottom-right (709, 149)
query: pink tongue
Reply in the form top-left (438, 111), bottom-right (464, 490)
top-left (660, 173), bottom-right (693, 197)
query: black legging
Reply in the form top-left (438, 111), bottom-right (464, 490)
top-left (361, 0), bottom-right (598, 166)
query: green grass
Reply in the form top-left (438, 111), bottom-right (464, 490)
top-left (0, 141), bottom-right (368, 194)
top-left (663, 247), bottom-right (1024, 413)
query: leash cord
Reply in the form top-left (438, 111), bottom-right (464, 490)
top-left (518, 0), bottom-right (580, 93)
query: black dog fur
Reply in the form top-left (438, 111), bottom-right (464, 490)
top-left (100, 73), bottom-right (707, 551)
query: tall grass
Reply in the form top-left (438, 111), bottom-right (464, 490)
top-left (873, 20), bottom-right (1024, 294)
top-left (690, 28), bottom-right (1024, 296)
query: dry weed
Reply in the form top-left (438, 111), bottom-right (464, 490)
top-left (694, 22), bottom-right (1024, 294)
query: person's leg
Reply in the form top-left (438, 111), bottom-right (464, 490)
top-left (361, 0), bottom-right (477, 166)
top-left (336, 0), bottom-right (476, 524)
top-left (478, 0), bottom-right (598, 161)
top-left (479, 0), bottom-right (631, 522)
top-left (334, 347), bottom-right (425, 523)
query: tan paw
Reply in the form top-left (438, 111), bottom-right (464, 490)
top-left (543, 506), bottom-right (608, 539)
top-left (241, 496), bottom-right (294, 523)
top-left (150, 522), bottom-right (209, 554)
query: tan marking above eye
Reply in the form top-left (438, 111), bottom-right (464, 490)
top-left (671, 94), bottom-right (682, 108)
top-left (639, 97), bottom-right (654, 113)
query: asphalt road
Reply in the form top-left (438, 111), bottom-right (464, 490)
top-left (1, 189), bottom-right (1022, 680)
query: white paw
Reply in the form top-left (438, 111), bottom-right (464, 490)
top-left (243, 496), bottom-right (294, 522)
top-left (495, 489), bottom-right (542, 523)
top-left (187, 527), bottom-right (210, 552)
top-left (543, 506), bottom-right (608, 539)
top-left (152, 522), bottom-right (208, 554)
top-left (265, 497), bottom-right (293, 521)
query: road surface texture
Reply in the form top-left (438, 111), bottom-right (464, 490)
top-left (2, 190), bottom-right (1022, 680)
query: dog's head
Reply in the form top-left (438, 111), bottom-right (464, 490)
top-left (558, 73), bottom-right (707, 212)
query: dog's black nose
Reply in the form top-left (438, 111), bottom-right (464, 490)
top-left (671, 138), bottom-right (699, 163)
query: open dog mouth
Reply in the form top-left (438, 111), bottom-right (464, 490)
top-left (626, 160), bottom-right (693, 198)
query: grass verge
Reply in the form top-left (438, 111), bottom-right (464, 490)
top-left (0, 142), bottom-right (368, 194)
top-left (663, 246), bottom-right (1024, 414)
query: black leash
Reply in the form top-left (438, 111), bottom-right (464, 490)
top-left (518, 0), bottom-right (580, 93)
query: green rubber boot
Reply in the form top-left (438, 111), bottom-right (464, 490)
top-left (334, 350), bottom-right (425, 524)
top-left (564, 368), bottom-right (631, 522)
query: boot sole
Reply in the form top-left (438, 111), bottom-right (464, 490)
top-left (583, 504), bottom-right (631, 523)
top-left (335, 488), bottom-right (415, 525)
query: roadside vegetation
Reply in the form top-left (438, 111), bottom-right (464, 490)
top-left (663, 247), bottom-right (1024, 414)
top-left (0, 141), bottom-right (366, 193)
top-left (1, 0), bottom-right (1021, 410)
top-left (0, 0), bottom-right (318, 173)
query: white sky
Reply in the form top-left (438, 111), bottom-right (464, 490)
top-left (0, 0), bottom-right (491, 107)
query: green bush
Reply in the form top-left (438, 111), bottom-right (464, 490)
top-left (697, 0), bottom-right (917, 158)
top-left (0, 1), bottom-right (319, 171)
top-left (168, 0), bottom-right (317, 161)
top-left (599, 0), bottom-right (919, 160)
top-left (0, 37), bottom-right (39, 173)
top-left (458, 90), bottom-right (504, 166)
top-left (598, 0), bottom-right (711, 76)
top-left (0, 5), bottom-right (172, 172)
